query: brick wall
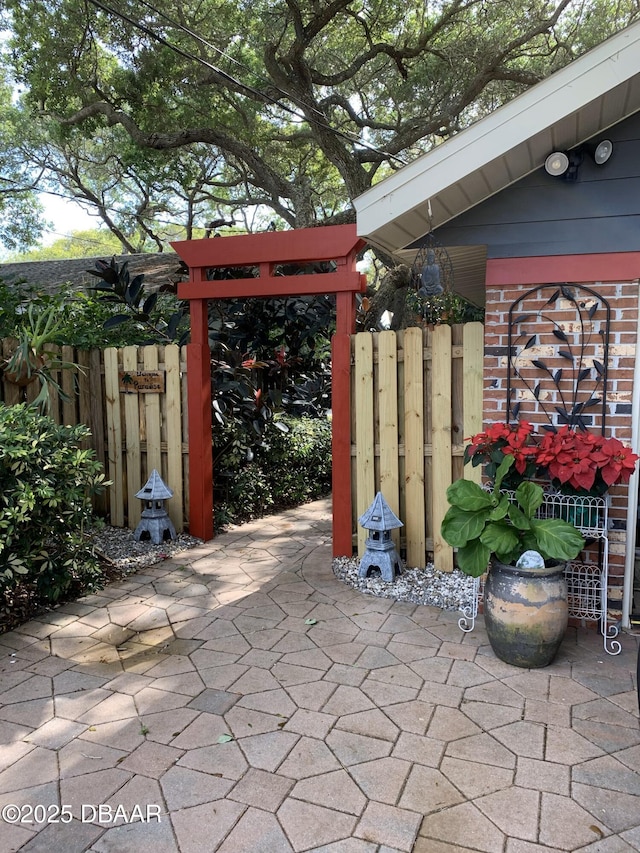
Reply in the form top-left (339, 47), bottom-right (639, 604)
top-left (483, 279), bottom-right (639, 618)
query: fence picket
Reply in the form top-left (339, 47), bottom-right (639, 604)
top-left (431, 325), bottom-right (453, 572)
top-left (123, 346), bottom-right (142, 529)
top-left (403, 327), bottom-right (426, 566)
top-left (463, 322), bottom-right (485, 484)
top-left (354, 332), bottom-right (375, 554)
top-left (104, 347), bottom-right (125, 527)
top-left (143, 346), bottom-right (162, 479)
top-left (377, 330), bottom-right (400, 547)
top-left (165, 344), bottom-right (184, 532)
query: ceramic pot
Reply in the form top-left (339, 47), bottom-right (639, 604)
top-left (484, 558), bottom-right (568, 668)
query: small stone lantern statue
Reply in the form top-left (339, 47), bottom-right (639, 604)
top-left (133, 469), bottom-right (177, 544)
top-left (358, 492), bottom-right (403, 582)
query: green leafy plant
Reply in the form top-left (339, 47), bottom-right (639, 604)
top-left (86, 256), bottom-right (189, 345)
top-left (0, 404), bottom-right (108, 619)
top-left (213, 415), bottom-right (331, 528)
top-left (1, 302), bottom-right (82, 412)
top-left (441, 454), bottom-right (585, 577)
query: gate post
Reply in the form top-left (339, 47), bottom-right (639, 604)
top-left (186, 298), bottom-right (214, 541)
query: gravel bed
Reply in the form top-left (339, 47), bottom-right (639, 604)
top-left (90, 525), bottom-right (203, 573)
top-left (333, 556), bottom-right (476, 612)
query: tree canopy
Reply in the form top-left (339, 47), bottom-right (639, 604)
top-left (1, 0), bottom-right (638, 247)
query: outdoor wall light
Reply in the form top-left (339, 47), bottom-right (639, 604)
top-left (545, 151), bottom-right (569, 176)
top-left (589, 139), bottom-right (614, 165)
top-left (544, 149), bottom-right (583, 181)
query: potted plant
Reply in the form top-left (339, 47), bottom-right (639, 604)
top-left (441, 453), bottom-right (585, 667)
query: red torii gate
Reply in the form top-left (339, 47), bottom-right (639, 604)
top-left (172, 224), bottom-right (366, 556)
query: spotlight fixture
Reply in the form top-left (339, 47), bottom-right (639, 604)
top-left (592, 139), bottom-right (613, 165)
top-left (544, 151), bottom-right (569, 177)
top-left (544, 149), bottom-right (583, 181)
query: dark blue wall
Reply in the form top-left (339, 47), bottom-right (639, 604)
top-left (431, 111), bottom-right (640, 259)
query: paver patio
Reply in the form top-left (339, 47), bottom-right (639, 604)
top-left (0, 497), bottom-right (638, 852)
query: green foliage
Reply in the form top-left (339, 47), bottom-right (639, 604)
top-left (0, 404), bottom-right (108, 617)
top-left (1, 301), bottom-right (80, 413)
top-left (2, 0), bottom-right (637, 242)
top-left (405, 289), bottom-right (485, 326)
top-left (441, 455), bottom-right (585, 577)
top-left (86, 256), bottom-right (189, 344)
top-left (213, 415), bottom-right (331, 528)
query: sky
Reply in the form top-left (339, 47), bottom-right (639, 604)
top-left (40, 192), bottom-right (98, 245)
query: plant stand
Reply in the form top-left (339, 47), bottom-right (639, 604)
top-left (458, 491), bottom-right (621, 656)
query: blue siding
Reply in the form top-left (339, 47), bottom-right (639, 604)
top-left (429, 112), bottom-right (640, 258)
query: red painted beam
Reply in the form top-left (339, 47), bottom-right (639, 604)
top-left (331, 332), bottom-right (353, 557)
top-left (178, 272), bottom-right (365, 301)
top-left (185, 299), bottom-right (214, 541)
top-left (486, 252), bottom-right (640, 286)
top-left (172, 224), bottom-right (366, 268)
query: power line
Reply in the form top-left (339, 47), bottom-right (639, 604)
top-left (85, 0), bottom-right (408, 167)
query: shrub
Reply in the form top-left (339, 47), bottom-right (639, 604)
top-left (214, 415), bottom-right (331, 528)
top-left (0, 404), bottom-right (108, 619)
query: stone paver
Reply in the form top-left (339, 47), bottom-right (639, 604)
top-left (0, 497), bottom-right (638, 852)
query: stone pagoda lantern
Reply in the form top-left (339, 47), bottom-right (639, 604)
top-left (358, 492), bottom-right (403, 582)
top-left (133, 469), bottom-right (177, 544)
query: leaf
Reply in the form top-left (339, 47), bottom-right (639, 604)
top-left (488, 495), bottom-right (509, 521)
top-left (584, 396), bottom-right (601, 408)
top-left (544, 289), bottom-right (560, 306)
top-left (515, 481), bottom-right (544, 517)
top-left (588, 302), bottom-right (599, 319)
top-left (577, 368), bottom-right (590, 382)
top-left (524, 335), bottom-right (536, 349)
top-left (511, 402), bottom-right (521, 419)
top-left (217, 734), bottom-right (234, 744)
top-left (531, 359), bottom-right (548, 371)
top-left (446, 479), bottom-right (495, 511)
top-left (455, 538), bottom-right (491, 577)
top-left (480, 521), bottom-right (520, 555)
top-left (593, 359), bottom-right (605, 376)
top-left (513, 314), bottom-right (533, 324)
top-left (507, 502), bottom-right (531, 531)
top-left (143, 292), bottom-right (158, 315)
top-left (530, 519), bottom-right (585, 561)
top-left (441, 506), bottom-right (491, 548)
top-left (552, 328), bottom-right (568, 342)
top-left (304, 618), bottom-right (318, 625)
top-left (533, 383), bottom-right (540, 400)
top-left (103, 314), bottom-right (131, 329)
top-left (553, 369), bottom-right (563, 385)
top-left (558, 350), bottom-right (574, 361)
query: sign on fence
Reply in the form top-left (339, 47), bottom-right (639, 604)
top-left (118, 370), bottom-right (165, 394)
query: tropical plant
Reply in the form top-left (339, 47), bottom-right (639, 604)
top-left (0, 302), bottom-right (81, 412)
top-left (441, 454), bottom-right (585, 577)
top-left (86, 256), bottom-right (189, 345)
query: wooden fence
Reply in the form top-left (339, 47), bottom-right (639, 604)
top-left (0, 341), bottom-right (188, 533)
top-left (350, 323), bottom-right (484, 572)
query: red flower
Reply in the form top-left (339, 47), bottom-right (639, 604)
top-left (536, 426), bottom-right (638, 494)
